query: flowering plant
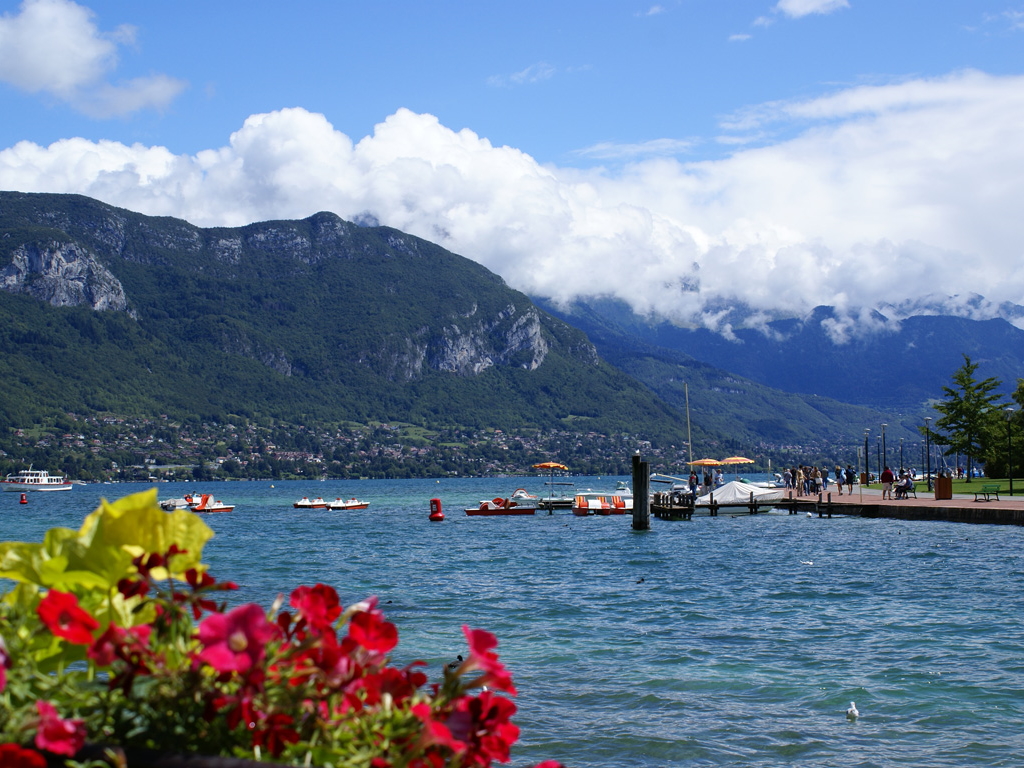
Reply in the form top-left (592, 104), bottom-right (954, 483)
top-left (0, 490), bottom-right (560, 768)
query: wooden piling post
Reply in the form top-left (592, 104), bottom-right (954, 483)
top-left (632, 453), bottom-right (650, 530)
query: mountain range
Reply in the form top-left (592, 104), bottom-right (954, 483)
top-left (0, 191), bottom-right (684, 449)
top-left (3, 191), bottom-right (1022, 465)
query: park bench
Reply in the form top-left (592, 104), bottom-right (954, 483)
top-left (974, 484), bottom-right (1001, 502)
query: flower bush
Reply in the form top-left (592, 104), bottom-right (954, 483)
top-left (0, 490), bottom-right (561, 768)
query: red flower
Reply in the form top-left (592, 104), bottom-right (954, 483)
top-left (461, 626), bottom-right (517, 695)
top-left (198, 603), bottom-right (278, 673)
top-left (348, 611), bottom-right (398, 653)
top-left (116, 577), bottom-right (149, 599)
top-left (37, 591), bottom-right (99, 645)
top-left (250, 712), bottom-right (300, 756)
top-left (290, 583), bottom-right (341, 632)
top-left (180, 568), bottom-right (235, 619)
top-left (34, 700), bottom-right (86, 757)
top-left (412, 702), bottom-right (466, 753)
top-left (445, 690), bottom-right (519, 765)
top-left (0, 744), bottom-right (47, 768)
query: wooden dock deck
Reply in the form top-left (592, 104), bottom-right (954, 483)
top-left (652, 487), bottom-right (1024, 525)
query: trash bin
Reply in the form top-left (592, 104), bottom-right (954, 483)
top-left (860, 472), bottom-right (868, 486)
top-left (934, 475), bottom-right (952, 500)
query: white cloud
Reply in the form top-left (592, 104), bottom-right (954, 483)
top-left (0, 0), bottom-right (185, 116)
top-left (487, 62), bottom-right (556, 87)
top-left (774, 0), bottom-right (850, 19)
top-left (573, 138), bottom-right (695, 160)
top-left (729, 33), bottom-right (753, 42)
top-left (3, 71), bottom-right (1024, 338)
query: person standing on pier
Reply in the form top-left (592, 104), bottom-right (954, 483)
top-left (880, 466), bottom-right (895, 499)
top-left (846, 465), bottom-right (855, 495)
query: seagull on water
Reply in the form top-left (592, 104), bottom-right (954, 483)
top-left (847, 701), bottom-right (859, 720)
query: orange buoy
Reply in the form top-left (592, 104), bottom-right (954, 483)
top-left (19, 493), bottom-right (28, 504)
top-left (429, 497), bottom-right (444, 521)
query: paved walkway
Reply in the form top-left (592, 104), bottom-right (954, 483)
top-left (782, 483), bottom-right (1024, 524)
top-left (800, 484), bottom-right (1024, 509)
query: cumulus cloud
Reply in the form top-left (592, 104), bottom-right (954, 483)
top-left (0, 0), bottom-right (185, 117)
top-left (774, 0), bottom-right (850, 18)
top-left (3, 71), bottom-right (1024, 340)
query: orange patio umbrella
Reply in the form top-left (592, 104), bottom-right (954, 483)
top-left (721, 456), bottom-right (754, 465)
top-left (688, 458), bottom-right (722, 466)
top-left (532, 462), bottom-right (569, 471)
top-left (533, 462), bottom-right (570, 503)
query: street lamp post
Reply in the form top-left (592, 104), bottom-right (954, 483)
top-left (1007, 407), bottom-right (1015, 497)
top-left (924, 417), bottom-right (932, 492)
top-left (864, 429), bottom-right (870, 485)
top-left (877, 436), bottom-right (881, 476)
top-left (899, 438), bottom-right (904, 474)
top-left (881, 423), bottom-right (888, 471)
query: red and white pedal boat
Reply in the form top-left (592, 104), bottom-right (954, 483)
top-left (326, 497), bottom-right (370, 510)
top-left (571, 486), bottom-right (633, 516)
top-left (293, 496), bottom-right (328, 509)
top-left (465, 488), bottom-right (539, 516)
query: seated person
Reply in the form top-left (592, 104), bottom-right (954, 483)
top-left (894, 474), bottom-right (913, 499)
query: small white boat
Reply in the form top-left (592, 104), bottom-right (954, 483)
top-left (465, 488), bottom-right (539, 516)
top-left (325, 497), bottom-right (370, 510)
top-left (1, 467), bottom-right (73, 492)
top-left (159, 496), bottom-right (192, 510)
top-left (572, 483), bottom-right (633, 516)
top-left (294, 496), bottom-right (328, 509)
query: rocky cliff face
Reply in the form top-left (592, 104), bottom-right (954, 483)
top-left (377, 303), bottom-right (551, 382)
top-left (0, 240), bottom-right (130, 313)
top-left (0, 193), bottom-right (597, 383)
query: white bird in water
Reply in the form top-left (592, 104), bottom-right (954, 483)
top-left (800, 560), bottom-right (814, 565)
top-left (847, 701), bottom-right (859, 720)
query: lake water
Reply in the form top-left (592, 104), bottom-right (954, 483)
top-left (5, 476), bottom-right (1024, 767)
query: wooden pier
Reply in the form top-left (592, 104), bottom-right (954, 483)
top-left (653, 487), bottom-right (1024, 526)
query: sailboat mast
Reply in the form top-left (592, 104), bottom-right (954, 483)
top-left (685, 382), bottom-right (693, 463)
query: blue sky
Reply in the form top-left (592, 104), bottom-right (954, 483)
top-left (2, 0), bottom-right (1024, 336)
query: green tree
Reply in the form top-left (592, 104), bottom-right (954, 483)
top-left (928, 355), bottom-right (1006, 482)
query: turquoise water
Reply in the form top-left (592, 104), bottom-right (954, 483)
top-left (5, 476), bottom-right (1024, 767)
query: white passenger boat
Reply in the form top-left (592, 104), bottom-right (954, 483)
top-left (1, 467), bottom-right (73, 492)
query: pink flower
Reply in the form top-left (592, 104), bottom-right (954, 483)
top-left (0, 634), bottom-right (10, 692)
top-left (34, 700), bottom-right (86, 757)
top-left (461, 626), bottom-right (517, 695)
top-left (37, 590), bottom-right (99, 646)
top-left (198, 603), bottom-right (278, 673)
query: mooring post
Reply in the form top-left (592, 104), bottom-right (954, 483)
top-left (632, 453), bottom-right (650, 530)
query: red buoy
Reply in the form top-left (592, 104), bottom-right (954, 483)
top-left (19, 493), bottom-right (28, 504)
top-left (429, 497), bottom-right (444, 521)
